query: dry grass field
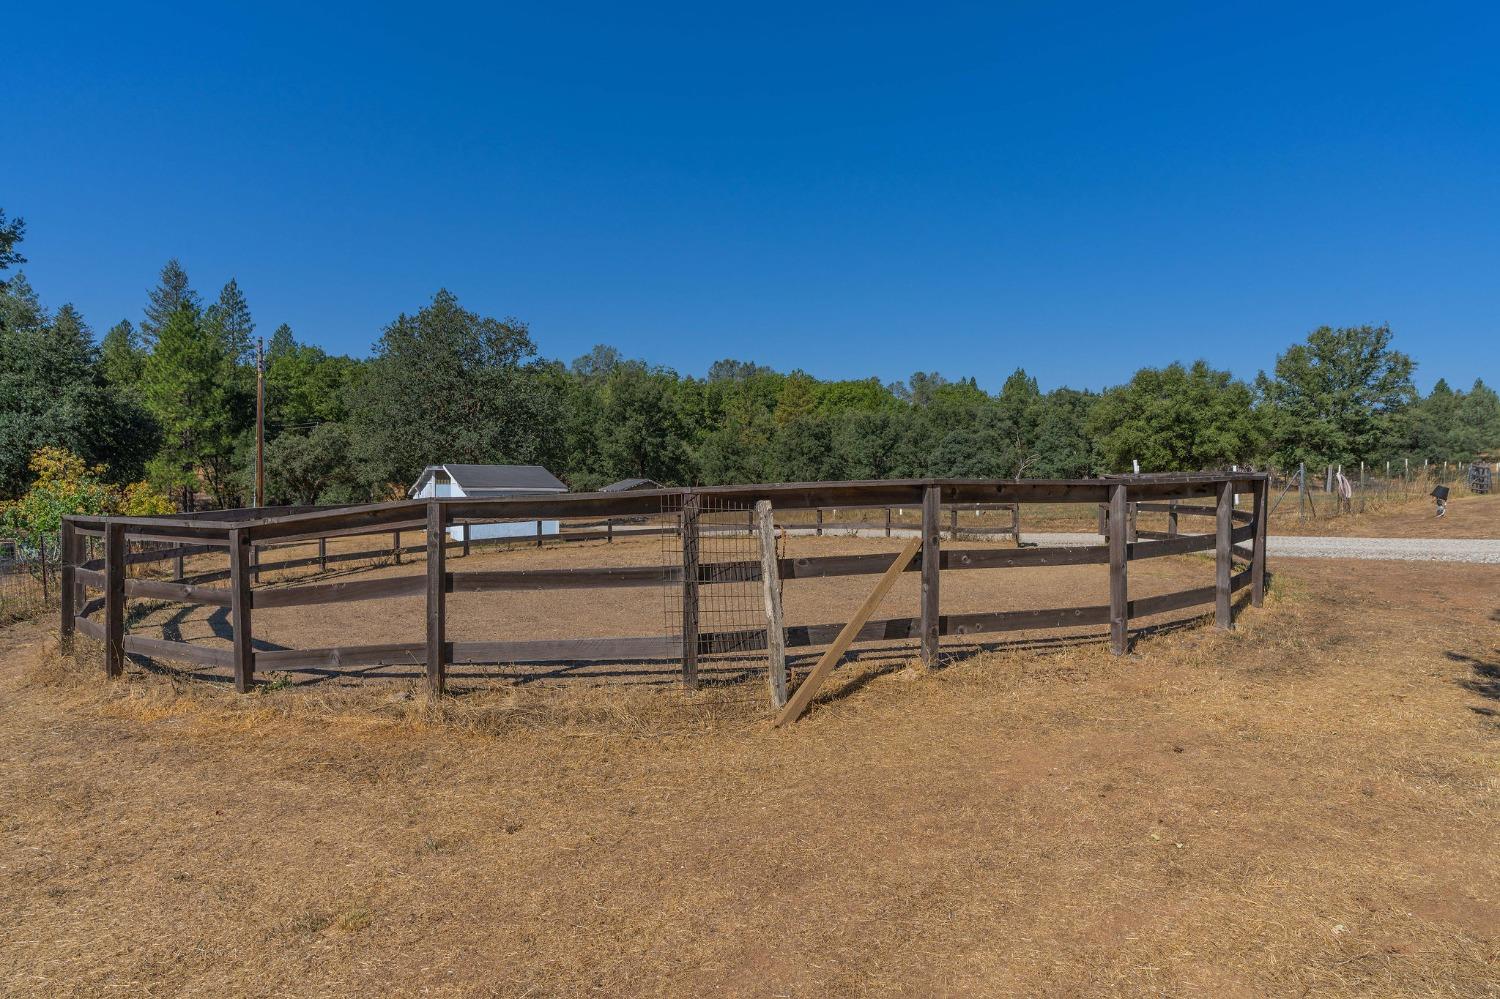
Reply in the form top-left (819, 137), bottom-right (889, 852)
top-left (1265, 490), bottom-right (1500, 539)
top-left (2, 537), bottom-right (1497, 996)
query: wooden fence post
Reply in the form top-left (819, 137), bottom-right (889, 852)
top-left (536, 520), bottom-right (544, 547)
top-left (229, 527), bottom-right (254, 692)
top-left (1108, 484), bottom-right (1128, 655)
top-left (317, 536), bottom-right (327, 571)
top-left (815, 507), bottom-right (823, 536)
top-left (1126, 501), bottom-right (1138, 544)
top-left (462, 522), bottom-right (471, 557)
top-left (1215, 480), bottom-right (1233, 630)
top-left (392, 531), bottom-right (402, 564)
top-left (948, 505), bottom-right (957, 539)
top-left (1097, 503), bottom-right (1107, 537)
top-left (426, 500), bottom-right (447, 696)
top-left (606, 519), bottom-right (613, 544)
top-left (104, 521), bottom-right (126, 679)
top-left (755, 500), bottom-right (788, 709)
top-left (884, 506), bottom-right (892, 538)
top-left (920, 485), bottom-right (941, 669)
top-left (1167, 501), bottom-right (1179, 538)
top-left (1251, 476), bottom-right (1268, 607)
top-left (1011, 503), bottom-right (1020, 543)
top-left (250, 542), bottom-right (261, 582)
top-left (680, 492), bottom-right (701, 690)
top-left (174, 550), bottom-right (185, 580)
top-left (59, 519), bottom-right (77, 646)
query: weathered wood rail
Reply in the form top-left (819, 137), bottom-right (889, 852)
top-left (59, 473), bottom-right (1269, 703)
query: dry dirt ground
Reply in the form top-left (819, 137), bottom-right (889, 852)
top-left (1265, 491), bottom-right (1500, 540)
top-left (777, 491), bottom-right (1500, 542)
top-left (119, 534), bottom-right (1223, 685)
top-left (1, 551), bottom-right (1497, 997)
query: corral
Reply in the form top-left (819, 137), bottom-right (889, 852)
top-left (58, 473), bottom-right (1268, 717)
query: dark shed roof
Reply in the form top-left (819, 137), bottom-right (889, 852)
top-left (599, 477), bottom-right (664, 492)
top-left (410, 464), bottom-right (567, 496)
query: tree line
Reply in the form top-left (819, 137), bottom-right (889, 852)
top-left (2, 210), bottom-right (1497, 509)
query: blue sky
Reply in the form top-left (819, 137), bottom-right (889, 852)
top-left (5, 2), bottom-right (1497, 392)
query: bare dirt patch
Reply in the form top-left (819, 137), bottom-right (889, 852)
top-left (120, 534), bottom-right (1225, 689)
top-left (4, 550), bottom-right (1498, 996)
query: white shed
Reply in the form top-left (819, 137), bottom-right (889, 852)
top-left (408, 464), bottom-right (568, 541)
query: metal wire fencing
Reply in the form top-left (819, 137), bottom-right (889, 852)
top-left (0, 533), bottom-right (59, 626)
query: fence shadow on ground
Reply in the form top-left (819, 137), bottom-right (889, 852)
top-left (1446, 608), bottom-right (1500, 719)
top-left (118, 606), bottom-right (1227, 706)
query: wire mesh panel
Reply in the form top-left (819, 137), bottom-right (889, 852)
top-left (661, 492), bottom-right (772, 658)
top-left (0, 534), bottom-right (56, 626)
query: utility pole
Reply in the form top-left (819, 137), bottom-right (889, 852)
top-left (255, 336), bottom-right (265, 508)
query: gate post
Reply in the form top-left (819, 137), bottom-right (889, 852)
top-left (59, 518), bottom-right (77, 648)
top-left (755, 500), bottom-right (788, 709)
top-left (1251, 475), bottom-right (1269, 607)
top-left (1215, 480), bottom-right (1234, 630)
top-left (426, 501), bottom-right (448, 696)
top-left (1108, 484), bottom-right (1128, 655)
top-left (104, 520), bottom-right (127, 679)
top-left (920, 485), bottom-right (941, 669)
top-left (680, 492), bottom-right (700, 690)
top-left (229, 527), bottom-right (255, 692)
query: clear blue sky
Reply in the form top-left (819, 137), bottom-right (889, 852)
top-left (5, 2), bottom-right (1497, 393)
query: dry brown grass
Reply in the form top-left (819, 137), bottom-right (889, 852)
top-left (2, 558), bottom-right (1498, 997)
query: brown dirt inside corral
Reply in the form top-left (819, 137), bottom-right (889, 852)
top-left (1, 554), bottom-right (1497, 997)
top-left (123, 534), bottom-right (1224, 688)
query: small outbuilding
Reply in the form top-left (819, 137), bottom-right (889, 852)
top-left (598, 477), bottom-right (664, 492)
top-left (408, 464), bottom-right (568, 541)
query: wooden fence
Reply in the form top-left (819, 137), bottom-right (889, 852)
top-left (59, 474), bottom-right (1268, 708)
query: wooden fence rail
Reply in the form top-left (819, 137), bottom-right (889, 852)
top-left (61, 473), bottom-right (1269, 710)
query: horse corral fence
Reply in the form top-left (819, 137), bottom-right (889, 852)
top-left (58, 472), bottom-right (1268, 720)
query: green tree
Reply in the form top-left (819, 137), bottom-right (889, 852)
top-left (266, 341), bottom-right (361, 430)
top-left (1091, 361), bottom-right (1259, 472)
top-left (350, 290), bottom-right (557, 490)
top-left (593, 362), bottom-right (693, 484)
top-left (0, 209), bottom-right (25, 296)
top-left (264, 423), bottom-right (362, 504)
top-left (100, 319), bottom-right (147, 393)
top-left (266, 322), bottom-right (297, 364)
top-left (0, 295), bottom-right (158, 496)
top-left (141, 302), bottom-right (242, 506)
top-left (1032, 388), bottom-right (1096, 477)
top-left (141, 258), bottom-right (198, 346)
top-left (205, 277), bottom-right (255, 365)
top-left (1256, 324), bottom-right (1416, 468)
top-left (1455, 379), bottom-right (1500, 459)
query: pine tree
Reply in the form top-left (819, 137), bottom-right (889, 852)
top-left (205, 277), bottom-right (255, 364)
top-left (0, 208), bottom-right (26, 295)
top-left (100, 320), bottom-right (147, 392)
top-left (141, 301), bottom-right (242, 506)
top-left (141, 259), bottom-right (198, 346)
top-left (0, 298), bottom-right (158, 495)
top-left (267, 323), bottom-right (297, 363)
top-left (0, 272), bottom-right (45, 334)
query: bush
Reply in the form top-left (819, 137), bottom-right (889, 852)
top-left (0, 446), bottom-right (176, 544)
